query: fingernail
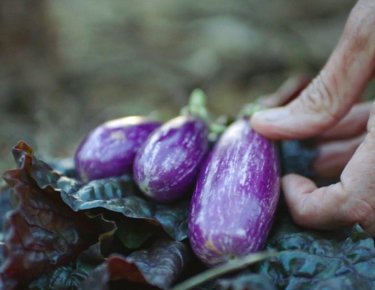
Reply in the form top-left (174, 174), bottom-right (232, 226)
top-left (253, 108), bottom-right (289, 123)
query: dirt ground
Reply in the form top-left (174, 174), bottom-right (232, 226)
top-left (1, 0), bottom-right (373, 175)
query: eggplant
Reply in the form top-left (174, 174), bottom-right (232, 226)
top-left (133, 115), bottom-right (209, 202)
top-left (188, 118), bottom-right (280, 266)
top-left (75, 116), bottom-right (160, 181)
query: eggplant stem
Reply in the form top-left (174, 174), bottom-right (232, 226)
top-left (239, 101), bottom-right (264, 118)
top-left (170, 251), bottom-right (277, 290)
top-left (181, 89), bottom-right (209, 123)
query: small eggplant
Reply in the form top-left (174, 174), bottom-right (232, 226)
top-left (75, 116), bottom-right (160, 181)
top-left (188, 117), bottom-right (280, 266)
top-left (133, 90), bottom-right (210, 202)
top-left (134, 116), bottom-right (209, 202)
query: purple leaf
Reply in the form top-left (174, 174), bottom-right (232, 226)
top-left (82, 239), bottom-right (189, 289)
top-left (0, 142), bottom-right (114, 289)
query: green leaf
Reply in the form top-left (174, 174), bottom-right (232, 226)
top-left (311, 275), bottom-right (374, 290)
top-left (29, 243), bottom-right (104, 290)
top-left (116, 219), bottom-right (157, 250)
top-left (57, 177), bottom-right (189, 241)
top-left (13, 141), bottom-right (188, 241)
top-left (257, 213), bottom-right (375, 289)
top-left (216, 273), bottom-right (276, 290)
top-left (47, 158), bottom-right (77, 178)
top-left (172, 251), bottom-right (277, 290)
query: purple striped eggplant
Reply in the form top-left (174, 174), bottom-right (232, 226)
top-left (133, 115), bottom-right (209, 202)
top-left (188, 117), bottom-right (280, 266)
top-left (75, 116), bottom-right (160, 182)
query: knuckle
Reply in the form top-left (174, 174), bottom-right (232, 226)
top-left (350, 0), bottom-right (375, 28)
top-left (290, 196), bottom-right (314, 226)
top-left (346, 0), bottom-right (375, 53)
top-left (336, 181), bottom-right (374, 228)
top-left (295, 73), bottom-right (338, 120)
top-left (341, 197), bottom-right (375, 229)
top-left (340, 0), bottom-right (375, 76)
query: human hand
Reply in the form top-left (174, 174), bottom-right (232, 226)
top-left (251, 0), bottom-right (375, 235)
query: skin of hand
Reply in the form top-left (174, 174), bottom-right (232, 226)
top-left (251, 0), bottom-right (375, 236)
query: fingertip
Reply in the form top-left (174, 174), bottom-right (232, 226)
top-left (251, 108), bottom-right (292, 140)
top-left (251, 105), bottom-right (331, 140)
top-left (252, 107), bottom-right (289, 123)
top-left (281, 174), bottom-right (320, 227)
top-left (282, 174), bottom-right (317, 199)
top-left (282, 176), bottom-right (351, 229)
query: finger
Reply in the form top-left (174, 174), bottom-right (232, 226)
top-left (339, 100), bottom-right (375, 235)
top-left (285, 101), bottom-right (375, 235)
top-left (282, 174), bottom-right (352, 229)
top-left (252, 0), bottom-right (375, 140)
top-left (319, 102), bottom-right (371, 141)
top-left (258, 75), bottom-right (311, 108)
top-left (313, 134), bottom-right (365, 179)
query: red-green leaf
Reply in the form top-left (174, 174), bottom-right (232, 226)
top-left (0, 186), bottom-right (13, 241)
top-left (82, 239), bottom-right (189, 289)
top-left (0, 142), bottom-right (114, 289)
top-left (12, 142), bottom-right (188, 241)
top-left (29, 243), bottom-right (105, 290)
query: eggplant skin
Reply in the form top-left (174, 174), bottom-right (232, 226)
top-left (75, 116), bottom-right (160, 182)
top-left (133, 116), bottom-right (209, 202)
top-left (188, 118), bottom-right (280, 266)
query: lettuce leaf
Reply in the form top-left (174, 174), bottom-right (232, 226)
top-left (29, 243), bottom-right (104, 290)
top-left (81, 239), bottom-right (189, 289)
top-left (0, 142), bottom-right (115, 289)
top-left (216, 273), bottom-right (276, 290)
top-left (115, 218), bottom-right (157, 250)
top-left (0, 186), bottom-right (13, 242)
top-left (12, 142), bottom-right (188, 241)
top-left (60, 177), bottom-right (188, 241)
top-left (257, 213), bottom-right (375, 289)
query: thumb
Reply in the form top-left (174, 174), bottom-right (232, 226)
top-left (252, 0), bottom-right (375, 140)
top-left (282, 101), bottom-right (375, 235)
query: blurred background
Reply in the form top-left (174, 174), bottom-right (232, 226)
top-left (1, 0), bottom-right (373, 173)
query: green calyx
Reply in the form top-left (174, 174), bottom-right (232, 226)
top-left (181, 89), bottom-right (209, 123)
top-left (238, 100), bottom-right (264, 118)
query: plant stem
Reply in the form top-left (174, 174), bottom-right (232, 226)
top-left (181, 89), bottom-right (209, 123)
top-left (238, 101), bottom-right (264, 118)
top-left (170, 251), bottom-right (277, 290)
